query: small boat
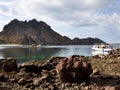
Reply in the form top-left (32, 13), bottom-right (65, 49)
top-left (92, 44), bottom-right (113, 56)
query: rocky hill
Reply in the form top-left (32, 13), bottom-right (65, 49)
top-left (0, 19), bottom-right (105, 45)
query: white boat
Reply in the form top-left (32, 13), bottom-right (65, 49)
top-left (92, 44), bottom-right (113, 56)
top-left (92, 44), bottom-right (113, 52)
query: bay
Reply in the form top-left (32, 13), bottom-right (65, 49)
top-left (0, 45), bottom-right (92, 63)
top-left (0, 45), bottom-right (119, 63)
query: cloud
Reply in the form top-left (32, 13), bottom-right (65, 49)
top-left (0, 4), bottom-right (9, 12)
top-left (79, 0), bottom-right (115, 9)
top-left (0, 0), bottom-right (120, 43)
top-left (0, 0), bottom-right (120, 28)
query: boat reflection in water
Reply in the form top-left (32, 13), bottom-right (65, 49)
top-left (92, 50), bottom-right (109, 57)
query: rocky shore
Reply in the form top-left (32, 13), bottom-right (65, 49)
top-left (0, 49), bottom-right (120, 90)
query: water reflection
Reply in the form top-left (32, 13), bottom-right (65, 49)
top-left (0, 45), bottom-right (92, 63)
top-left (92, 50), bottom-right (109, 56)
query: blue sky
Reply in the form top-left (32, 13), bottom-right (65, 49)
top-left (0, 0), bottom-right (120, 43)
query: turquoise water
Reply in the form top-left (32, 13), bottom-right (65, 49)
top-left (0, 45), bottom-right (92, 63)
top-left (0, 45), bottom-right (119, 63)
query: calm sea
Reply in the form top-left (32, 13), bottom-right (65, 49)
top-left (0, 45), bottom-right (119, 63)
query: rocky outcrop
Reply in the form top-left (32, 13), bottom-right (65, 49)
top-left (0, 19), bottom-right (106, 45)
top-left (56, 55), bottom-right (93, 82)
top-left (0, 53), bottom-right (120, 89)
top-left (106, 49), bottom-right (120, 58)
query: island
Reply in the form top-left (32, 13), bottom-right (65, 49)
top-left (0, 19), bottom-right (105, 45)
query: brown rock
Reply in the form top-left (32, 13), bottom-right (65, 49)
top-left (0, 59), bottom-right (18, 72)
top-left (56, 55), bottom-right (93, 83)
top-left (33, 78), bottom-right (42, 87)
top-left (107, 49), bottom-right (120, 58)
top-left (105, 86), bottom-right (120, 90)
top-left (92, 69), bottom-right (100, 75)
top-left (18, 78), bottom-right (28, 85)
top-left (20, 60), bottom-right (42, 73)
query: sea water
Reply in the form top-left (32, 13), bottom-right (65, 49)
top-left (0, 45), bottom-right (119, 63)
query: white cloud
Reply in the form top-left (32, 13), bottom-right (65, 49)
top-left (80, 0), bottom-right (115, 9)
top-left (0, 0), bottom-right (120, 43)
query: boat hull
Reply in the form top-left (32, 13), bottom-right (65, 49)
top-left (92, 48), bottom-right (112, 52)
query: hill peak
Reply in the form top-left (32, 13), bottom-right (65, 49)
top-left (0, 19), bottom-right (106, 45)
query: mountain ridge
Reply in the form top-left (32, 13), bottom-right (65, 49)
top-left (0, 19), bottom-right (106, 45)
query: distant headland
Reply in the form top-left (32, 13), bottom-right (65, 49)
top-left (0, 19), bottom-right (105, 45)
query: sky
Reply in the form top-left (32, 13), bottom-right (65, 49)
top-left (0, 0), bottom-right (120, 43)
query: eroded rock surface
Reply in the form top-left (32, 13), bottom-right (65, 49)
top-left (56, 55), bottom-right (93, 82)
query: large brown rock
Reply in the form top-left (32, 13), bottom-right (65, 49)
top-left (56, 55), bottom-right (93, 83)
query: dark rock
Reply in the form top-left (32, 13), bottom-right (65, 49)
top-left (24, 83), bottom-right (34, 89)
top-left (19, 59), bottom-right (59, 74)
top-left (9, 78), bottom-right (18, 83)
top-left (72, 37), bottom-right (106, 45)
top-left (18, 78), bottom-right (32, 85)
top-left (0, 73), bottom-right (5, 81)
top-left (99, 74), bottom-right (113, 80)
top-left (0, 59), bottom-right (18, 72)
top-left (56, 55), bottom-right (93, 83)
top-left (20, 60), bottom-right (42, 73)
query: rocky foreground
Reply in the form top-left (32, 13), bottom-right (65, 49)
top-left (0, 49), bottom-right (120, 90)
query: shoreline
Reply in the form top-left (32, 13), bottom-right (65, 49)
top-left (0, 49), bottom-right (120, 90)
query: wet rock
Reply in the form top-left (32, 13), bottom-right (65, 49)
top-left (56, 55), bottom-right (93, 83)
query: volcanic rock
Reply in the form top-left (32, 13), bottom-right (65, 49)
top-left (107, 49), bottom-right (120, 58)
top-left (0, 53), bottom-right (120, 89)
top-left (20, 60), bottom-right (47, 73)
top-left (56, 55), bottom-right (93, 83)
top-left (0, 58), bottom-right (18, 72)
